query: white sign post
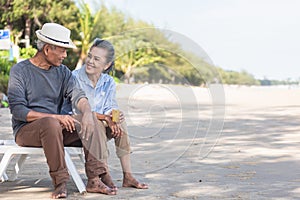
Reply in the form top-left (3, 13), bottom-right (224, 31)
top-left (0, 30), bottom-right (11, 50)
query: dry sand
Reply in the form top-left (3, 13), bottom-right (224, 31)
top-left (0, 83), bottom-right (300, 200)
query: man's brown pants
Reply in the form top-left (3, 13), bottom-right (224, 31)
top-left (15, 115), bottom-right (107, 187)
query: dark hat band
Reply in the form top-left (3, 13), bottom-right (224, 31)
top-left (39, 32), bottom-right (69, 45)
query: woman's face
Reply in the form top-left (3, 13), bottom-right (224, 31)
top-left (85, 47), bottom-right (111, 76)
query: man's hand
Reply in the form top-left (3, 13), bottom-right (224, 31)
top-left (55, 115), bottom-right (80, 133)
top-left (80, 111), bottom-right (95, 140)
top-left (76, 98), bottom-right (96, 140)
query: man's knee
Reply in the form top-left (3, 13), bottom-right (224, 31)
top-left (96, 120), bottom-right (106, 131)
top-left (39, 117), bottom-right (62, 138)
top-left (95, 120), bottom-right (108, 140)
top-left (40, 117), bottom-right (61, 128)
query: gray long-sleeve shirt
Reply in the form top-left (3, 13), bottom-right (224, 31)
top-left (8, 59), bottom-right (86, 137)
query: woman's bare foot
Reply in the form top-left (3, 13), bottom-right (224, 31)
top-left (100, 172), bottom-right (118, 191)
top-left (51, 182), bottom-right (67, 199)
top-left (86, 177), bottom-right (117, 195)
top-left (122, 172), bottom-right (148, 189)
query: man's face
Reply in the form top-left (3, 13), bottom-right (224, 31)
top-left (45, 45), bottom-right (67, 67)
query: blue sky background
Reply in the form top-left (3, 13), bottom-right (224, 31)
top-left (87, 0), bottom-right (300, 80)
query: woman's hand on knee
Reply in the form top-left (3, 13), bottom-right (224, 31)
top-left (111, 123), bottom-right (124, 138)
top-left (119, 111), bottom-right (125, 123)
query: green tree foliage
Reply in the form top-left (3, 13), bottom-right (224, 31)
top-left (75, 0), bottom-right (103, 68)
top-left (92, 6), bottom-right (128, 38)
top-left (19, 46), bottom-right (37, 59)
top-left (103, 24), bottom-right (217, 85)
top-left (0, 0), bottom-right (79, 43)
top-left (0, 51), bottom-right (16, 93)
top-left (0, 0), bottom-right (80, 67)
top-left (259, 78), bottom-right (298, 86)
top-left (217, 68), bottom-right (259, 85)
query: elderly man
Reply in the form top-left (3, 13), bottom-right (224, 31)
top-left (8, 23), bottom-right (116, 198)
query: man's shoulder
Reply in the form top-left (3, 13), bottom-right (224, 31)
top-left (12, 59), bottom-right (29, 67)
top-left (10, 59), bottom-right (30, 73)
top-left (59, 64), bottom-right (71, 72)
top-left (56, 64), bottom-right (72, 77)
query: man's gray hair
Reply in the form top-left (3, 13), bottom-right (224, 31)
top-left (36, 39), bottom-right (46, 51)
top-left (36, 39), bottom-right (56, 52)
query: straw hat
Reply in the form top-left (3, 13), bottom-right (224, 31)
top-left (36, 23), bottom-right (76, 49)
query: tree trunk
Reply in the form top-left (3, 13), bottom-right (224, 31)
top-left (76, 58), bottom-right (83, 70)
top-left (24, 18), bottom-right (31, 47)
top-left (124, 65), bottom-right (132, 84)
top-left (76, 51), bottom-right (86, 69)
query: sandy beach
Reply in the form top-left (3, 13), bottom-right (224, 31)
top-left (1, 83), bottom-right (300, 199)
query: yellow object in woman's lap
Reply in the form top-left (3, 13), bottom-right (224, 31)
top-left (112, 109), bottom-right (120, 123)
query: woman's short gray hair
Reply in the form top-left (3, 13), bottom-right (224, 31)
top-left (90, 38), bottom-right (115, 73)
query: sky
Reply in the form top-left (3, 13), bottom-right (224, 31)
top-left (87, 0), bottom-right (300, 80)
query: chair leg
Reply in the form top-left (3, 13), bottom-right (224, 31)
top-left (9, 154), bottom-right (27, 181)
top-left (64, 150), bottom-right (86, 194)
top-left (1, 172), bottom-right (8, 182)
top-left (0, 151), bottom-right (14, 182)
top-left (0, 147), bottom-right (87, 194)
top-left (79, 153), bottom-right (85, 164)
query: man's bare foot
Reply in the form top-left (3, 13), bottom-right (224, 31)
top-left (51, 182), bottom-right (67, 199)
top-left (100, 172), bottom-right (118, 191)
top-left (122, 172), bottom-right (148, 189)
top-left (86, 177), bottom-right (117, 195)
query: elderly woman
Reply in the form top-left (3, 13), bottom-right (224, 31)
top-left (64, 38), bottom-right (148, 191)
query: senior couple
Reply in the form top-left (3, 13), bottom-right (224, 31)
top-left (7, 23), bottom-right (148, 199)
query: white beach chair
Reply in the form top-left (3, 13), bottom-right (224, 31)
top-left (0, 140), bottom-right (86, 194)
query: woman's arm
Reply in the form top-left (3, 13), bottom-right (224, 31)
top-left (95, 112), bottom-right (124, 138)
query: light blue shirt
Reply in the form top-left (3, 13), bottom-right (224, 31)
top-left (62, 65), bottom-right (118, 115)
